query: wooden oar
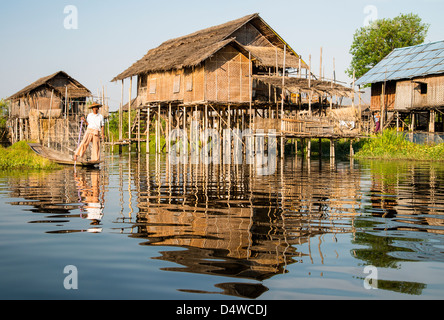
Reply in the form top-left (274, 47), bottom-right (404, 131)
top-left (74, 119), bottom-right (84, 165)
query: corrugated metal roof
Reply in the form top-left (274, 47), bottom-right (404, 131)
top-left (356, 40), bottom-right (444, 85)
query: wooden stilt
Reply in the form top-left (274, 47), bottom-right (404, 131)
top-left (430, 110), bottom-right (435, 133)
top-left (308, 55), bottom-right (312, 116)
top-left (128, 77), bottom-right (132, 151)
top-left (167, 103), bottom-right (171, 153)
top-left (155, 106), bottom-right (158, 154)
top-left (137, 108), bottom-right (141, 152)
top-left (280, 45), bottom-right (287, 158)
top-left (330, 139), bottom-right (335, 158)
top-left (307, 139), bottom-right (311, 159)
top-left (119, 80), bottom-right (123, 154)
top-left (157, 104), bottom-right (160, 154)
top-left (146, 107), bottom-right (150, 154)
top-left (349, 139), bottom-right (354, 157)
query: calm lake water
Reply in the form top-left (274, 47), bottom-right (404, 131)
top-left (1, 152), bottom-right (444, 300)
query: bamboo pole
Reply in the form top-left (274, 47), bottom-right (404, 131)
top-left (332, 57), bottom-right (336, 110)
top-left (65, 86), bottom-right (68, 119)
top-left (249, 52), bottom-right (253, 133)
top-left (48, 89), bottom-right (54, 148)
top-left (281, 45), bottom-right (286, 157)
top-left (137, 108), bottom-right (141, 152)
top-left (359, 86), bottom-right (362, 132)
top-left (352, 69), bottom-right (355, 110)
top-left (308, 54), bottom-right (312, 116)
top-left (330, 62), bottom-right (333, 111)
top-left (128, 77), bottom-right (132, 151)
top-left (120, 80), bottom-right (123, 141)
top-left (381, 68), bottom-right (387, 133)
top-left (168, 103), bottom-right (171, 154)
top-left (183, 105), bottom-right (186, 138)
top-left (119, 80), bottom-right (123, 154)
top-left (157, 104), bottom-right (161, 154)
top-left (330, 139), bottom-right (335, 158)
top-left (298, 58), bottom-right (302, 79)
top-left (146, 107), bottom-right (150, 154)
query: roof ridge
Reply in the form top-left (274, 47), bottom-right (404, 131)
top-left (159, 13), bottom-right (258, 47)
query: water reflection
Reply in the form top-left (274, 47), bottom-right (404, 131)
top-left (8, 167), bottom-right (107, 234)
top-left (4, 153), bottom-right (444, 298)
top-left (127, 155), bottom-right (362, 296)
top-left (74, 168), bottom-right (104, 231)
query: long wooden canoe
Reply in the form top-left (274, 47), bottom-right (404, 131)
top-left (28, 143), bottom-right (102, 167)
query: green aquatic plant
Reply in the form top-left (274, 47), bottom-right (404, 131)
top-left (355, 130), bottom-right (444, 161)
top-left (0, 141), bottom-right (60, 170)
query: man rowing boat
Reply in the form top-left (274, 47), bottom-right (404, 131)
top-left (73, 103), bottom-right (104, 162)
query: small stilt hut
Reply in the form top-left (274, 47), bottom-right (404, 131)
top-left (6, 71), bottom-right (109, 155)
top-left (356, 40), bottom-right (444, 136)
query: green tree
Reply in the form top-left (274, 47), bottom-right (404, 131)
top-left (0, 99), bottom-right (9, 141)
top-left (347, 13), bottom-right (429, 81)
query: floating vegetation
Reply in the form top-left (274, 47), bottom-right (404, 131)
top-left (0, 141), bottom-right (61, 170)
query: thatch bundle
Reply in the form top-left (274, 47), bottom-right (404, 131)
top-left (254, 75), bottom-right (355, 98)
top-left (327, 106), bottom-right (360, 133)
top-left (327, 106), bottom-right (358, 122)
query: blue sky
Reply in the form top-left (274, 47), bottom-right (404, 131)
top-left (1, 0), bottom-right (443, 110)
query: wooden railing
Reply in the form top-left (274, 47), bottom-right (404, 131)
top-left (254, 117), bottom-right (335, 136)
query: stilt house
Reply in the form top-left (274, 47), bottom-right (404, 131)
top-left (7, 71), bottom-right (93, 143)
top-left (112, 13), bottom-right (357, 155)
top-left (356, 40), bottom-right (444, 133)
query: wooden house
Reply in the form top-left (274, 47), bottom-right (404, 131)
top-left (113, 13), bottom-right (308, 106)
top-left (112, 13), bottom-right (357, 156)
top-left (356, 40), bottom-right (444, 133)
top-left (7, 71), bottom-right (93, 143)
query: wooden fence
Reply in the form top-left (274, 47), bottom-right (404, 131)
top-left (254, 117), bottom-right (336, 137)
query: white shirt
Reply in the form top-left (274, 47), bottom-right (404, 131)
top-left (87, 113), bottom-right (104, 131)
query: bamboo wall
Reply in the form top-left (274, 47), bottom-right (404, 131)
top-left (141, 44), bottom-right (251, 105)
top-left (371, 74), bottom-right (444, 112)
top-left (9, 91), bottom-right (63, 119)
top-left (204, 45), bottom-right (251, 103)
top-left (395, 74), bottom-right (444, 110)
top-left (143, 66), bottom-right (206, 104)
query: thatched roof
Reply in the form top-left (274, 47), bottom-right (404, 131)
top-left (112, 13), bottom-right (308, 81)
top-left (245, 45), bottom-right (302, 69)
top-left (8, 71), bottom-right (91, 100)
top-left (254, 75), bottom-right (355, 98)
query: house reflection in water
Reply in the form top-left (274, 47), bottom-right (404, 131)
top-left (123, 155), bottom-right (363, 298)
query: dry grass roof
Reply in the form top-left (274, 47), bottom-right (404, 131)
top-left (254, 75), bottom-right (355, 98)
top-left (112, 13), bottom-right (308, 81)
top-left (8, 71), bottom-right (91, 100)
